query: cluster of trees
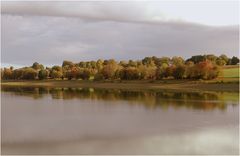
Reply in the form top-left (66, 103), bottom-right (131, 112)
top-left (186, 54), bottom-right (239, 66)
top-left (1, 54), bottom-right (239, 81)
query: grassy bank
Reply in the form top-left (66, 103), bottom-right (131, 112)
top-left (221, 65), bottom-right (239, 78)
top-left (1, 79), bottom-right (239, 92)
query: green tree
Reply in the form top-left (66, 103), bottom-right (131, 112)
top-left (152, 56), bottom-right (161, 67)
top-left (229, 56), bottom-right (239, 65)
top-left (90, 61), bottom-right (97, 69)
top-left (142, 57), bottom-right (153, 66)
top-left (22, 68), bottom-right (38, 80)
top-left (62, 60), bottom-right (74, 67)
top-left (159, 57), bottom-right (170, 66)
top-left (79, 61), bottom-right (87, 68)
top-left (186, 55), bottom-right (205, 64)
top-left (38, 69), bottom-right (48, 80)
top-left (52, 66), bottom-right (62, 72)
top-left (173, 65), bottom-right (186, 79)
top-left (172, 56), bottom-right (184, 66)
top-left (50, 66), bottom-right (63, 79)
top-left (51, 70), bottom-right (63, 79)
top-left (216, 58), bottom-right (226, 66)
top-left (32, 62), bottom-right (44, 70)
top-left (205, 54), bottom-right (218, 63)
top-left (219, 54), bottom-right (229, 63)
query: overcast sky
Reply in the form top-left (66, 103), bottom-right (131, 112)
top-left (1, 1), bottom-right (239, 67)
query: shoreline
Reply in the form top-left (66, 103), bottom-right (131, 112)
top-left (1, 79), bottom-right (239, 92)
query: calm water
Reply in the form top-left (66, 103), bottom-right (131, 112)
top-left (1, 87), bottom-right (239, 155)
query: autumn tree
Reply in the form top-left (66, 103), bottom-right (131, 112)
top-left (165, 65), bottom-right (176, 78)
top-left (96, 59), bottom-right (104, 71)
top-left (38, 69), bottom-right (49, 80)
top-left (119, 60), bottom-right (128, 68)
top-left (156, 63), bottom-right (168, 79)
top-left (76, 68), bottom-right (91, 80)
top-left (185, 61), bottom-right (195, 79)
top-left (22, 67), bottom-right (38, 80)
top-left (50, 66), bottom-right (63, 79)
top-left (172, 65), bottom-right (186, 79)
top-left (101, 59), bottom-right (119, 80)
top-left (3, 54), bottom-right (228, 81)
top-left (171, 56), bottom-right (184, 66)
top-left (51, 70), bottom-right (63, 79)
top-left (216, 58), bottom-right (226, 66)
top-left (128, 60), bottom-right (138, 67)
top-left (119, 67), bottom-right (140, 80)
top-left (13, 68), bottom-right (24, 79)
top-left (138, 61), bottom-right (156, 80)
top-left (192, 60), bottom-right (220, 80)
top-left (2, 68), bottom-right (13, 80)
top-left (65, 66), bottom-right (79, 80)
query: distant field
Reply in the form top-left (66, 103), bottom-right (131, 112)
top-left (221, 65), bottom-right (239, 78)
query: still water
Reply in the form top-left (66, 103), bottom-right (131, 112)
top-left (1, 87), bottom-right (239, 154)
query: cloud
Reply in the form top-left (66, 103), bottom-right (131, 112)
top-left (1, 1), bottom-right (168, 24)
top-left (1, 2), bottom-right (239, 67)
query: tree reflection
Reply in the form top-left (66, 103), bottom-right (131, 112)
top-left (1, 86), bottom-right (238, 111)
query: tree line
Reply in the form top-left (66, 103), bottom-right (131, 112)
top-left (1, 54), bottom-right (239, 81)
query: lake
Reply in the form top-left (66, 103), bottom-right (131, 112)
top-left (1, 86), bottom-right (239, 154)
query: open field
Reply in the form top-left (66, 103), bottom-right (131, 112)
top-left (221, 65), bottom-right (239, 78)
top-left (1, 78), bottom-right (239, 92)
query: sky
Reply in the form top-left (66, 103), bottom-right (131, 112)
top-left (1, 1), bottom-right (239, 67)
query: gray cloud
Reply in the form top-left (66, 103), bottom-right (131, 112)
top-left (1, 1), bottom-right (165, 24)
top-left (1, 2), bottom-right (239, 67)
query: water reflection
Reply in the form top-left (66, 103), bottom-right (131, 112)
top-left (1, 86), bottom-right (238, 111)
top-left (1, 86), bottom-right (239, 154)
